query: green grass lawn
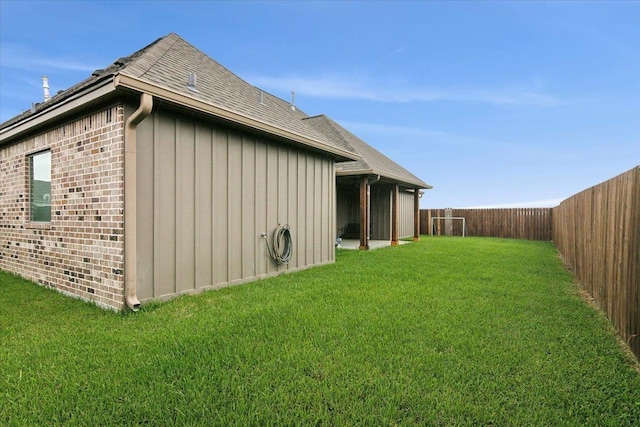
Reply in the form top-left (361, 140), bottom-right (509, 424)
top-left (1, 237), bottom-right (639, 426)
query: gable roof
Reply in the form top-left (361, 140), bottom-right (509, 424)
top-left (1, 33), bottom-right (430, 189)
top-left (0, 34), bottom-right (358, 161)
top-left (303, 115), bottom-right (431, 189)
top-left (257, 90), bottom-right (430, 189)
top-left (257, 91), bottom-right (356, 155)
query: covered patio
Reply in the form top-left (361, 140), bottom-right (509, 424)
top-left (337, 239), bottom-right (411, 250)
top-left (302, 114), bottom-right (432, 251)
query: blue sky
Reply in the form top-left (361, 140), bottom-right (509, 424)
top-left (1, 1), bottom-right (638, 208)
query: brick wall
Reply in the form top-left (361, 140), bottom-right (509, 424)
top-left (0, 106), bottom-right (126, 310)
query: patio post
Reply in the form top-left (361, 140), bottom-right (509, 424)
top-left (359, 175), bottom-right (369, 250)
top-left (414, 189), bottom-right (420, 241)
top-left (391, 184), bottom-right (399, 245)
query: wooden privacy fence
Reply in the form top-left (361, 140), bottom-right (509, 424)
top-left (420, 166), bottom-right (639, 359)
top-left (420, 208), bottom-right (552, 241)
top-left (552, 166), bottom-right (640, 359)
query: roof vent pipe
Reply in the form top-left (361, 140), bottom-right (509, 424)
top-left (42, 76), bottom-right (51, 102)
top-left (290, 91), bottom-right (296, 111)
top-left (186, 72), bottom-right (199, 92)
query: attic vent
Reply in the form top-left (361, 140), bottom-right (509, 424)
top-left (92, 69), bottom-right (104, 77)
top-left (186, 72), bottom-right (199, 92)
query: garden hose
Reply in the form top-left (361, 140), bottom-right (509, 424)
top-left (264, 224), bottom-right (292, 265)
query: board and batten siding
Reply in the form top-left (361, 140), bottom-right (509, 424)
top-left (398, 189), bottom-right (415, 239)
top-left (335, 183), bottom-right (418, 240)
top-left (370, 185), bottom-right (391, 240)
top-left (336, 183), bottom-right (358, 237)
top-left (135, 111), bottom-right (335, 301)
top-left (369, 186), bottom-right (417, 240)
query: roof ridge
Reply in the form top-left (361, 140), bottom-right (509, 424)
top-left (117, 34), bottom-right (355, 155)
top-left (303, 115), bottom-right (361, 161)
top-left (2, 33), bottom-right (360, 162)
top-left (304, 114), bottom-right (327, 120)
top-left (305, 114), bottom-right (430, 188)
top-left (134, 33), bottom-right (181, 79)
top-left (0, 33), bottom-right (180, 130)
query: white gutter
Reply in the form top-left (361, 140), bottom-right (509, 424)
top-left (124, 93), bottom-right (153, 311)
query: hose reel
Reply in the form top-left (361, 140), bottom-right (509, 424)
top-left (263, 224), bottom-right (292, 265)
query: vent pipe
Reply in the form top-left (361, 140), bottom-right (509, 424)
top-left (42, 76), bottom-right (51, 102)
top-left (290, 91), bottom-right (296, 111)
top-left (186, 72), bottom-right (198, 92)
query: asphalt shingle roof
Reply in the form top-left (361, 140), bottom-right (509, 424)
top-left (256, 91), bottom-right (430, 189)
top-left (117, 34), bottom-right (343, 148)
top-left (1, 33), bottom-right (351, 158)
top-left (303, 115), bottom-right (431, 189)
top-left (1, 33), bottom-right (430, 189)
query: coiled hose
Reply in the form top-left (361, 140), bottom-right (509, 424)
top-left (264, 224), bottom-right (292, 265)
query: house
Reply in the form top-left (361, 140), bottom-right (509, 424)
top-left (243, 90), bottom-right (432, 249)
top-left (0, 33), bottom-right (429, 311)
top-left (303, 115), bottom-right (431, 249)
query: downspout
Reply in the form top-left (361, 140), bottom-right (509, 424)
top-left (124, 93), bottom-right (153, 311)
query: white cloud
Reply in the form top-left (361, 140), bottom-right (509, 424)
top-left (333, 119), bottom-right (517, 152)
top-left (250, 74), bottom-right (381, 101)
top-left (335, 120), bottom-right (448, 139)
top-left (373, 44), bottom-right (410, 63)
top-left (462, 198), bottom-right (563, 209)
top-left (0, 42), bottom-right (98, 73)
top-left (247, 73), bottom-right (564, 106)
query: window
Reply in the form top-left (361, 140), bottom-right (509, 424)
top-left (29, 150), bottom-right (51, 222)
